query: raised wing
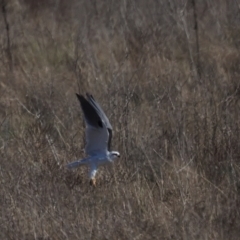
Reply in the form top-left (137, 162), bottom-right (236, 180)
top-left (76, 94), bottom-right (109, 156)
top-left (86, 93), bottom-right (113, 151)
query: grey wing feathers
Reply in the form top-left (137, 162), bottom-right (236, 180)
top-left (86, 93), bottom-right (113, 150)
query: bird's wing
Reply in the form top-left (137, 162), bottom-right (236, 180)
top-left (76, 94), bottom-right (109, 156)
top-left (86, 93), bottom-right (113, 151)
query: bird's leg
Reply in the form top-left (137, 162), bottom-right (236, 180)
top-left (89, 164), bottom-right (97, 187)
top-left (90, 178), bottom-right (96, 187)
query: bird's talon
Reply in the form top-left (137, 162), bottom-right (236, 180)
top-left (90, 178), bottom-right (96, 187)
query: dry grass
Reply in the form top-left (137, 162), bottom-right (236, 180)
top-left (1, 0), bottom-right (240, 239)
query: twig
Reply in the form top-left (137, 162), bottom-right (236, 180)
top-left (191, 0), bottom-right (201, 78)
top-left (1, 0), bottom-right (12, 71)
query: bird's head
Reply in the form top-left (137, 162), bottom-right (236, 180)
top-left (109, 151), bottom-right (120, 160)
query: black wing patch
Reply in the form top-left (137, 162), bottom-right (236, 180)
top-left (107, 128), bottom-right (112, 151)
top-left (76, 94), bottom-right (103, 128)
top-left (86, 93), bottom-right (112, 130)
top-left (98, 120), bottom-right (103, 128)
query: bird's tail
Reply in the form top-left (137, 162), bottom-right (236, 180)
top-left (66, 158), bottom-right (89, 169)
top-left (66, 160), bottom-right (84, 169)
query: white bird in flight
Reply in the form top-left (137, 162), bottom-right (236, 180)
top-left (67, 93), bottom-right (120, 186)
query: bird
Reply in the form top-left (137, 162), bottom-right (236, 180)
top-left (67, 93), bottom-right (120, 186)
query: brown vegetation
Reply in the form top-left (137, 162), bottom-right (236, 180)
top-left (1, 0), bottom-right (240, 239)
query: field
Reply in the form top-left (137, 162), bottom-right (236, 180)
top-left (1, 0), bottom-right (240, 239)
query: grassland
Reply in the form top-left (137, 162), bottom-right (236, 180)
top-left (1, 0), bottom-right (240, 239)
